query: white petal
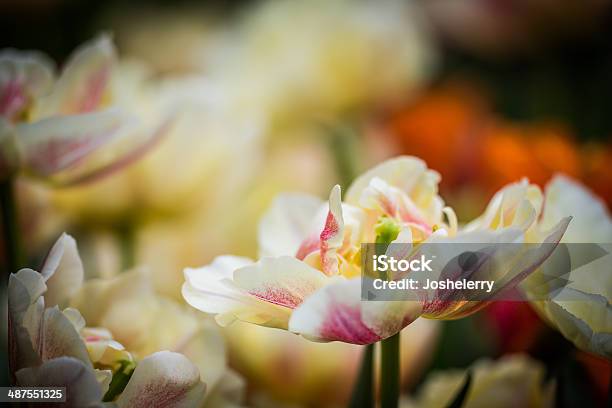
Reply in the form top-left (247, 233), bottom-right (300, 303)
top-left (320, 185), bottom-right (344, 275)
top-left (465, 179), bottom-right (543, 232)
top-left (183, 256), bottom-right (290, 329)
top-left (41, 306), bottom-right (91, 367)
top-left (8, 269), bottom-right (46, 371)
top-left (15, 108), bottom-right (142, 185)
top-left (546, 288), bottom-right (612, 359)
top-left (542, 175), bottom-right (612, 243)
top-left (346, 156), bottom-right (431, 204)
top-left (40, 233), bottom-right (84, 308)
top-left (16, 357), bottom-right (104, 407)
top-left (116, 351), bottom-right (206, 408)
top-left (234, 256), bottom-right (328, 309)
top-left (289, 278), bottom-right (420, 344)
top-left (258, 192), bottom-right (323, 257)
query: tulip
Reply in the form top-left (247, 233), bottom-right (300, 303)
top-left (0, 35), bottom-right (167, 186)
top-left (183, 156), bottom-right (570, 407)
top-left (522, 176), bottom-right (612, 359)
top-left (8, 233), bottom-right (242, 406)
top-left (183, 156), bottom-right (569, 344)
top-left (0, 35), bottom-right (170, 276)
top-left (401, 354), bottom-right (555, 408)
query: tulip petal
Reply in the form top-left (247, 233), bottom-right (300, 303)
top-left (345, 156), bottom-right (443, 224)
top-left (320, 185), bottom-right (344, 276)
top-left (16, 357), bottom-right (105, 407)
top-left (346, 156), bottom-right (430, 204)
top-left (234, 256), bottom-right (328, 309)
top-left (8, 268), bottom-right (46, 372)
top-left (15, 107), bottom-right (142, 184)
top-left (34, 35), bottom-right (115, 118)
top-left (465, 179), bottom-right (543, 231)
top-left (289, 278), bottom-right (420, 344)
top-left (258, 192), bottom-right (324, 257)
top-left (545, 288), bottom-right (612, 359)
top-left (0, 49), bottom-right (54, 121)
top-left (542, 175), bottom-right (612, 243)
top-left (183, 256), bottom-right (291, 329)
top-left (41, 306), bottom-right (91, 366)
top-left (40, 233), bottom-right (84, 308)
top-left (115, 351), bottom-right (206, 408)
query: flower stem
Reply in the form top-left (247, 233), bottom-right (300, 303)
top-left (117, 222), bottom-right (136, 271)
top-left (0, 178), bottom-right (23, 278)
top-left (348, 343), bottom-right (374, 408)
top-left (324, 121), bottom-right (360, 190)
top-left (380, 332), bottom-right (400, 408)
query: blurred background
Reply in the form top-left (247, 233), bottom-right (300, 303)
top-left (1, 0), bottom-right (611, 406)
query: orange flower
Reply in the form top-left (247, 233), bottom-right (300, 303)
top-left (381, 84), bottom-right (603, 211)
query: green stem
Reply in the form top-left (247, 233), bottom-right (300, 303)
top-left (117, 222), bottom-right (136, 271)
top-left (348, 344), bottom-right (375, 408)
top-left (324, 121), bottom-right (359, 190)
top-left (380, 332), bottom-right (400, 408)
top-left (1, 178), bottom-right (23, 278)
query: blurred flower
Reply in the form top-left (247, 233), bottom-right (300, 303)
top-left (484, 301), bottom-right (545, 353)
top-left (381, 84), bottom-right (581, 192)
top-left (0, 35), bottom-right (168, 186)
top-left (47, 66), bottom-right (260, 221)
top-left (106, 6), bottom-right (223, 75)
top-left (401, 354), bottom-right (555, 408)
top-left (582, 143), bottom-right (612, 207)
top-left (8, 233), bottom-right (243, 406)
top-left (379, 83), bottom-right (612, 217)
top-left (183, 156), bottom-right (569, 344)
top-left (224, 318), bottom-right (439, 407)
top-left (522, 176), bottom-right (612, 359)
top-left (204, 0), bottom-right (434, 132)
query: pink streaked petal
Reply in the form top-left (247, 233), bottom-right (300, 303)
top-left (16, 108), bottom-right (137, 177)
top-left (289, 279), bottom-right (404, 345)
top-left (258, 193), bottom-right (323, 258)
top-left (116, 351), bottom-right (206, 408)
top-left (295, 234), bottom-right (319, 260)
top-left (183, 256), bottom-right (291, 329)
top-left (320, 185), bottom-right (344, 276)
top-left (62, 115), bottom-right (172, 186)
top-left (363, 177), bottom-right (432, 233)
top-left (0, 49), bottom-right (55, 121)
top-left (0, 80), bottom-right (27, 119)
top-left (234, 256), bottom-right (327, 309)
top-left (34, 35), bottom-right (115, 117)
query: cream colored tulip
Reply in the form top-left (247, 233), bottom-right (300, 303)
top-left (402, 354), bottom-right (555, 408)
top-left (8, 233), bottom-right (243, 406)
top-left (0, 36), bottom-right (168, 186)
top-left (522, 176), bottom-right (612, 358)
top-left (184, 156), bottom-right (569, 344)
top-left (204, 0), bottom-right (434, 132)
